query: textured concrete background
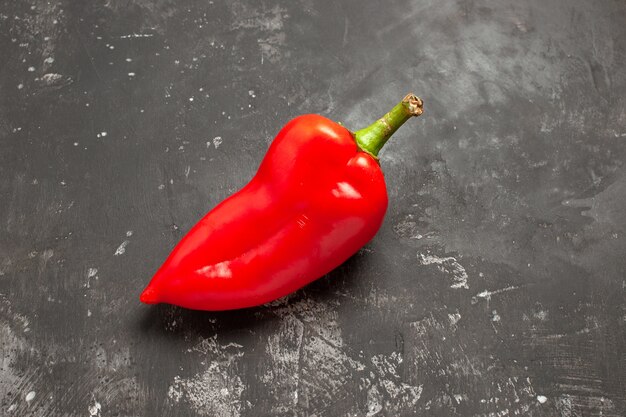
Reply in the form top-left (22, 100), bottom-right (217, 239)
top-left (1, 0), bottom-right (625, 416)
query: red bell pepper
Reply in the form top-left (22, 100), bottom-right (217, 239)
top-left (140, 94), bottom-right (423, 310)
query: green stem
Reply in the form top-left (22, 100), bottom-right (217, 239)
top-left (354, 93), bottom-right (424, 158)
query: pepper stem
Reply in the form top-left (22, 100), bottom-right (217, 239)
top-left (354, 93), bottom-right (424, 158)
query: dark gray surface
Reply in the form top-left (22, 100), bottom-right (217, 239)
top-left (1, 0), bottom-right (625, 416)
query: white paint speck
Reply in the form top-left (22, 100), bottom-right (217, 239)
top-left (126, 230), bottom-right (133, 237)
top-left (87, 309), bottom-right (92, 317)
top-left (213, 136), bottom-right (223, 149)
top-left (43, 57), bottom-right (54, 64)
top-left (537, 395), bottom-right (548, 404)
top-left (25, 391), bottom-right (36, 402)
top-left (17, 83), bottom-right (24, 89)
top-left (448, 312), bottom-right (462, 326)
top-left (120, 33), bottom-right (153, 39)
top-left (167, 362), bottom-right (245, 416)
top-left (248, 90), bottom-right (256, 98)
top-left (366, 386), bottom-right (383, 417)
top-left (100, 131), bottom-right (107, 137)
top-left (417, 253), bottom-right (469, 289)
top-left (114, 240), bottom-right (129, 256)
top-left (473, 286), bottom-right (520, 303)
top-left (158, 184), bottom-right (165, 190)
top-left (125, 58), bottom-right (132, 62)
top-left (88, 399), bottom-right (102, 416)
top-left (85, 268), bottom-right (98, 289)
top-left (189, 97), bottom-right (194, 102)
top-left (491, 310), bottom-right (501, 322)
top-left (27, 66), bottom-right (35, 72)
top-left (41, 73), bottom-right (63, 85)
top-left (128, 72), bottom-right (135, 77)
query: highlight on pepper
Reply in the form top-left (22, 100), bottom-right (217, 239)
top-left (140, 94), bottom-right (424, 311)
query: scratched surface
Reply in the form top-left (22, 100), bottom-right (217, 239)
top-left (1, 0), bottom-right (625, 416)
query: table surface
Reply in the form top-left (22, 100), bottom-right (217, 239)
top-left (1, 0), bottom-right (625, 416)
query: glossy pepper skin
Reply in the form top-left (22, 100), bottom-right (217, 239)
top-left (140, 94), bottom-right (423, 311)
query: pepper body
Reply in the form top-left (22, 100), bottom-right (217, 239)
top-left (140, 94), bottom-right (423, 311)
top-left (140, 115), bottom-right (387, 310)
